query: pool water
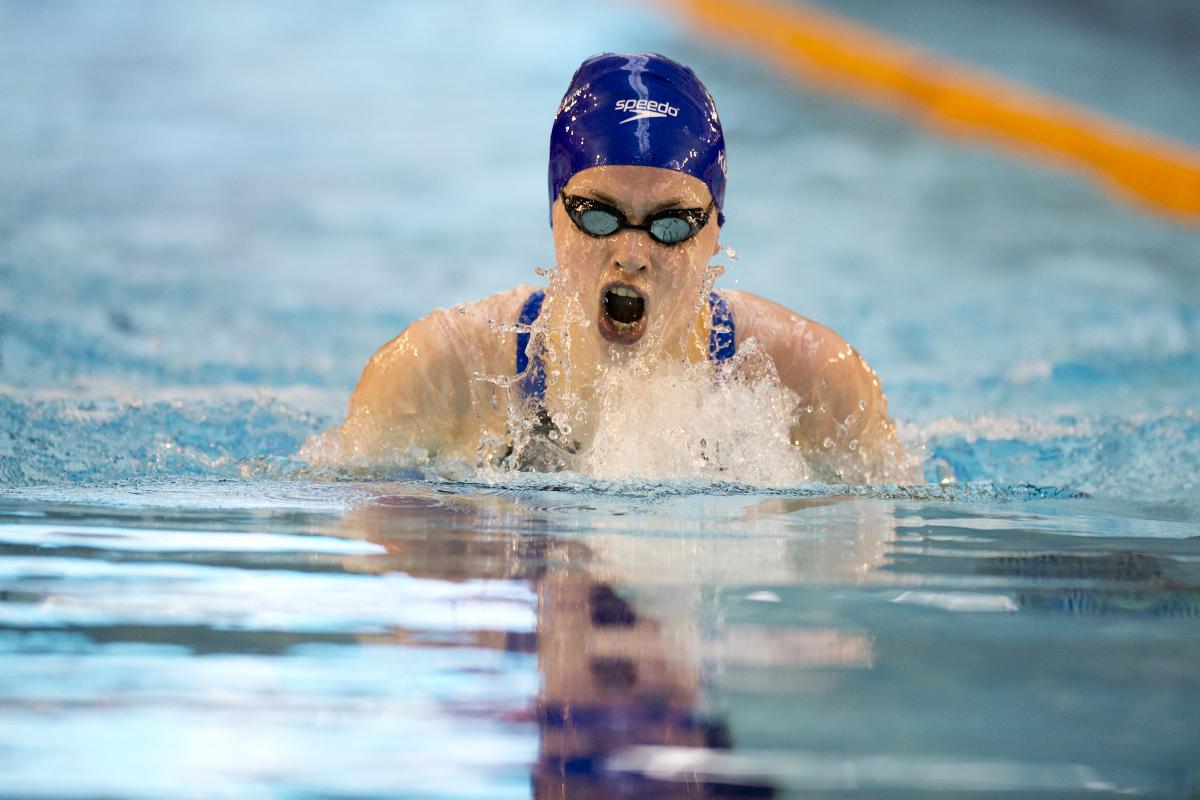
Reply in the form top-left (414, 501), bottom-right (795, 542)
top-left (2, 1), bottom-right (1199, 797)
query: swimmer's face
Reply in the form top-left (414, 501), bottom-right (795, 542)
top-left (551, 165), bottom-right (720, 357)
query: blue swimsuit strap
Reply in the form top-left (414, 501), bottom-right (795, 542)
top-left (516, 290), bottom-right (735, 401)
top-left (515, 290), bottom-right (547, 399)
top-left (708, 290), bottom-right (736, 362)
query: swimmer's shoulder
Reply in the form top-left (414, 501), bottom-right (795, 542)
top-left (450, 284), bottom-right (541, 332)
top-left (719, 289), bottom-right (848, 361)
top-left (367, 285), bottom-right (536, 365)
top-left (351, 285), bottom-right (538, 416)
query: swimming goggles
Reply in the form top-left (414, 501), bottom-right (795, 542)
top-left (560, 192), bottom-right (713, 246)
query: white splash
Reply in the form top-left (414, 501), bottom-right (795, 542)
top-left (578, 354), bottom-right (814, 485)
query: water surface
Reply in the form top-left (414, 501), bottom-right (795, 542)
top-left (1, 1), bottom-right (1199, 797)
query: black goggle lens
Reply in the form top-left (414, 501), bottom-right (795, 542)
top-left (562, 193), bottom-right (711, 246)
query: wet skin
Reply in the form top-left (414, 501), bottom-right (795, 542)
top-left (329, 164), bottom-right (903, 479)
top-left (550, 165), bottom-right (723, 361)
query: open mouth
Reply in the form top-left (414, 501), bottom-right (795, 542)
top-left (597, 283), bottom-right (647, 345)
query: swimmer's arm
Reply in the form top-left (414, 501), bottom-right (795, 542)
top-left (730, 293), bottom-right (901, 467)
top-left (340, 309), bottom-right (474, 456)
top-left (775, 326), bottom-right (897, 454)
top-left (337, 287), bottom-right (533, 460)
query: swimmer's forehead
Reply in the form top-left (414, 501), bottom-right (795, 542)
top-left (564, 165), bottom-right (712, 213)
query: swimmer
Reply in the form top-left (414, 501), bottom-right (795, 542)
top-left (330, 53), bottom-right (905, 481)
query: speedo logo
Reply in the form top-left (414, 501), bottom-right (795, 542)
top-left (614, 98), bottom-right (680, 124)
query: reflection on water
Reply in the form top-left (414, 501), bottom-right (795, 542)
top-left (2, 482), bottom-right (1198, 797)
top-left (342, 491), bottom-right (788, 797)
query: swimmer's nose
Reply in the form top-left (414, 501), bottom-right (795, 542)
top-left (612, 233), bottom-right (650, 274)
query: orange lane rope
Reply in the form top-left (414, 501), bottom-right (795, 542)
top-left (674, 0), bottom-right (1200, 225)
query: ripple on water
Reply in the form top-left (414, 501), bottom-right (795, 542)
top-left (1, 391), bottom-right (1197, 512)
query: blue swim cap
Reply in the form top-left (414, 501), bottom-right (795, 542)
top-left (549, 53), bottom-right (726, 227)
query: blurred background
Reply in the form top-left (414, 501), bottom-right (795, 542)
top-left (0, 0), bottom-right (1197, 500)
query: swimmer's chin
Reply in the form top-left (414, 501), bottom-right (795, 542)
top-left (598, 282), bottom-right (648, 345)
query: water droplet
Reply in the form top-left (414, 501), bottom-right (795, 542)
top-left (858, 399), bottom-right (867, 412)
top-left (848, 439), bottom-right (858, 451)
top-left (822, 437), bottom-right (834, 449)
top-left (723, 244), bottom-right (738, 261)
top-left (472, 371), bottom-right (512, 387)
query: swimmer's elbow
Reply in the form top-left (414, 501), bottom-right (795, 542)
top-left (347, 324), bottom-right (433, 423)
top-left (348, 356), bottom-right (415, 424)
top-left (845, 348), bottom-right (892, 430)
top-left (844, 354), bottom-right (905, 467)
top-left (805, 343), bottom-right (893, 445)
